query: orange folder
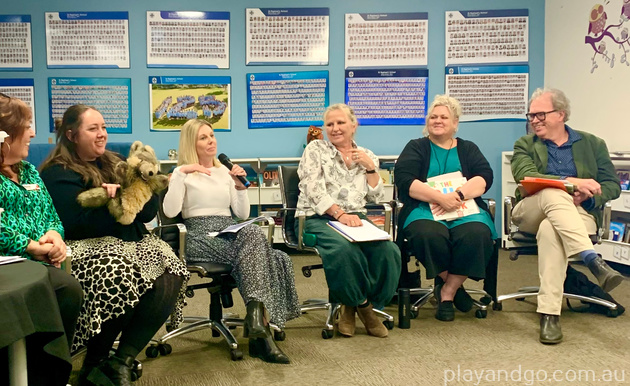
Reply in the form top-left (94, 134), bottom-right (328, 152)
top-left (518, 177), bottom-right (575, 197)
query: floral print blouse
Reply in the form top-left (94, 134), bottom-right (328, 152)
top-left (297, 139), bottom-right (384, 216)
top-left (0, 161), bottom-right (64, 258)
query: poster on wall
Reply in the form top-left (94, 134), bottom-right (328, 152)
top-left (0, 15), bottom-right (32, 71)
top-left (345, 68), bottom-right (428, 125)
top-left (49, 77), bottom-right (131, 133)
top-left (246, 71), bottom-right (328, 129)
top-left (0, 79), bottom-right (35, 133)
top-left (445, 65), bottom-right (528, 122)
top-left (147, 11), bottom-right (230, 69)
top-left (445, 9), bottom-right (528, 65)
top-left (149, 76), bottom-right (231, 132)
top-left (45, 12), bottom-right (130, 69)
top-left (246, 8), bottom-right (329, 66)
top-left (345, 12), bottom-right (428, 69)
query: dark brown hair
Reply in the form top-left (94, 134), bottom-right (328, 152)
top-left (0, 94), bottom-right (32, 177)
top-left (40, 104), bottom-right (121, 186)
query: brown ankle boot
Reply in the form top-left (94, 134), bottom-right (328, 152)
top-left (337, 305), bottom-right (356, 337)
top-left (356, 303), bottom-right (388, 338)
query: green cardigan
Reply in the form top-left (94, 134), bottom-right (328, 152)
top-left (511, 127), bottom-right (620, 227)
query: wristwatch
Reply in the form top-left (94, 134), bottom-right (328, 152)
top-left (455, 189), bottom-right (465, 200)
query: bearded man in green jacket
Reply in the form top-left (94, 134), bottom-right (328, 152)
top-left (510, 88), bottom-right (622, 345)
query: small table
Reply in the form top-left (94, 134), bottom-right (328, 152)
top-left (0, 260), bottom-right (71, 386)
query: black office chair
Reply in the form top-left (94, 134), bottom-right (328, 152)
top-left (145, 190), bottom-right (282, 361)
top-left (277, 165), bottom-right (395, 339)
top-left (395, 198), bottom-right (497, 325)
top-left (495, 196), bottom-right (620, 317)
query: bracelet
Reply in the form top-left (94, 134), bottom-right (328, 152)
top-left (455, 189), bottom-right (465, 200)
top-left (337, 212), bottom-right (346, 220)
top-left (366, 169), bottom-right (377, 174)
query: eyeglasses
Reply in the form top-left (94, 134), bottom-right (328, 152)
top-left (0, 92), bottom-right (11, 100)
top-left (525, 110), bottom-right (557, 122)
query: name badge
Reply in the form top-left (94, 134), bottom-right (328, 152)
top-left (23, 184), bottom-right (40, 191)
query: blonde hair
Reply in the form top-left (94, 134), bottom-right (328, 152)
top-left (423, 95), bottom-right (462, 137)
top-left (324, 103), bottom-right (358, 126)
top-left (177, 118), bottom-right (221, 167)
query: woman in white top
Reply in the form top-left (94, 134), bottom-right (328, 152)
top-left (163, 119), bottom-right (299, 364)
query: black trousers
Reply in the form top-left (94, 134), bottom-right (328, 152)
top-left (403, 220), bottom-right (493, 281)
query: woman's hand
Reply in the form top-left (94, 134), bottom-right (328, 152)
top-left (229, 164), bottom-right (247, 188)
top-left (350, 149), bottom-right (376, 171)
top-left (38, 230), bottom-right (67, 265)
top-left (25, 240), bottom-right (54, 264)
top-left (432, 191), bottom-right (462, 215)
top-left (338, 213), bottom-right (363, 227)
top-left (179, 164), bottom-right (212, 176)
top-left (101, 183), bottom-right (121, 198)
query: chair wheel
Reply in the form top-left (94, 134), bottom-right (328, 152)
top-left (479, 296), bottom-right (492, 305)
top-left (475, 309), bottom-right (487, 319)
top-left (230, 349), bottom-right (243, 361)
top-left (509, 251), bottom-right (519, 261)
top-left (410, 310), bottom-right (418, 319)
top-left (493, 302), bottom-right (503, 311)
top-left (132, 360), bottom-right (142, 379)
top-left (607, 308), bottom-right (620, 318)
top-left (130, 370), bottom-right (139, 382)
top-left (515, 297), bottom-right (526, 302)
top-left (383, 320), bottom-right (394, 330)
top-left (145, 345), bottom-right (159, 358)
top-left (158, 343), bottom-right (172, 356)
top-left (322, 329), bottom-right (334, 339)
top-left (274, 330), bottom-right (286, 341)
top-left (302, 267), bottom-right (312, 278)
top-left (185, 289), bottom-right (195, 298)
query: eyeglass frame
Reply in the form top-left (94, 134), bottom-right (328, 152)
top-left (525, 109), bottom-right (558, 122)
top-left (0, 92), bottom-right (12, 100)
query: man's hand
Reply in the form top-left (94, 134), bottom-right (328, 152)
top-left (572, 191), bottom-right (591, 206)
top-left (566, 177), bottom-right (601, 197)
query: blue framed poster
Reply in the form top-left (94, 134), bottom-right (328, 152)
top-left (0, 78), bottom-right (36, 133)
top-left (445, 65), bottom-right (529, 121)
top-left (246, 8), bottom-right (329, 66)
top-left (48, 77), bottom-right (131, 133)
top-left (45, 12), bottom-right (130, 68)
top-left (0, 15), bottom-right (32, 71)
top-left (345, 68), bottom-right (428, 125)
top-left (147, 11), bottom-right (230, 69)
top-left (246, 71), bottom-right (329, 129)
top-left (149, 76), bottom-right (231, 132)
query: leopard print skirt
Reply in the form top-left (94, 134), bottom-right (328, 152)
top-left (67, 235), bottom-right (189, 352)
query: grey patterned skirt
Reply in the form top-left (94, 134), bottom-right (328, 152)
top-left (184, 216), bottom-right (300, 328)
top-left (67, 235), bottom-right (189, 353)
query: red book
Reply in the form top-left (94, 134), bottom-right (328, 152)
top-left (518, 177), bottom-right (575, 197)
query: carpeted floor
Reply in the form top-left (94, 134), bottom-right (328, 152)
top-left (69, 250), bottom-right (630, 386)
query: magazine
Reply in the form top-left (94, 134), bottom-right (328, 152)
top-left (427, 172), bottom-right (480, 221)
top-left (327, 220), bottom-right (391, 242)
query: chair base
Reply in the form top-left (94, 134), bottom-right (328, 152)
top-left (495, 286), bottom-right (620, 317)
top-left (398, 286), bottom-right (490, 327)
top-left (300, 298), bottom-right (395, 339)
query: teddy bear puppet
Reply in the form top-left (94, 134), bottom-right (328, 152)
top-left (77, 141), bottom-right (169, 225)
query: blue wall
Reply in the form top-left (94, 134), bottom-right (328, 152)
top-left (4, 0), bottom-right (545, 228)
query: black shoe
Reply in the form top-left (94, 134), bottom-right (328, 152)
top-left (87, 354), bottom-right (134, 386)
top-left (249, 327), bottom-right (290, 364)
top-left (453, 286), bottom-right (474, 313)
top-left (539, 314), bottom-right (563, 344)
top-left (587, 255), bottom-right (624, 293)
top-left (244, 300), bottom-right (267, 338)
top-left (435, 301), bottom-right (455, 321)
top-left (77, 357), bottom-right (107, 386)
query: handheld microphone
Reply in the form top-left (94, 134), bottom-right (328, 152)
top-left (218, 153), bottom-right (251, 188)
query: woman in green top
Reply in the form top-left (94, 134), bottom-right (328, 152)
top-left (0, 93), bottom-right (83, 385)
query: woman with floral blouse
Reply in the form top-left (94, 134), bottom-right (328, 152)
top-left (296, 103), bottom-right (401, 338)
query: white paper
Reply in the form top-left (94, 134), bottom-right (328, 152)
top-left (328, 220), bottom-right (391, 242)
top-left (0, 256), bottom-right (26, 265)
top-left (208, 216), bottom-right (269, 237)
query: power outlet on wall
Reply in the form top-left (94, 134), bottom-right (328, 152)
top-left (613, 246), bottom-right (622, 258)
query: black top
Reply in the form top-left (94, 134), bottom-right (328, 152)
top-left (394, 136), bottom-right (494, 233)
top-left (40, 163), bottom-right (158, 242)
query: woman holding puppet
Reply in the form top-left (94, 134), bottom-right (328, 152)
top-left (394, 95), bottom-right (496, 322)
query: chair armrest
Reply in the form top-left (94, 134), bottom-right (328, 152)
top-left (483, 198), bottom-right (496, 221)
top-left (63, 248), bottom-right (72, 274)
top-left (151, 223), bottom-right (187, 260)
top-left (504, 196), bottom-right (516, 240)
top-left (599, 201), bottom-right (612, 243)
top-left (365, 202), bottom-right (392, 234)
top-left (249, 216), bottom-right (275, 244)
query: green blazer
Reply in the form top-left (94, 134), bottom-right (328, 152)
top-left (511, 127), bottom-right (620, 227)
